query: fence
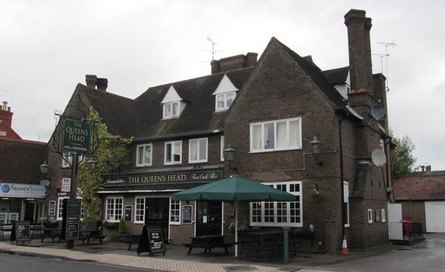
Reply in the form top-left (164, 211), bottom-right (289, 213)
top-left (388, 221), bottom-right (423, 240)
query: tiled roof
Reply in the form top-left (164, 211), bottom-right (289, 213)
top-left (393, 174), bottom-right (445, 201)
top-left (0, 138), bottom-right (48, 184)
top-left (323, 66), bottom-right (349, 85)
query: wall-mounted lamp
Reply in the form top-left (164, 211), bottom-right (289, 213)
top-left (223, 144), bottom-right (238, 171)
top-left (87, 157), bottom-right (97, 171)
top-left (309, 136), bottom-right (323, 166)
top-left (40, 161), bottom-right (50, 187)
top-left (40, 161), bottom-right (49, 174)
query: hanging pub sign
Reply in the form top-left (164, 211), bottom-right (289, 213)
top-left (62, 118), bottom-right (91, 154)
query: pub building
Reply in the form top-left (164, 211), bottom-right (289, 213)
top-left (45, 9), bottom-right (392, 253)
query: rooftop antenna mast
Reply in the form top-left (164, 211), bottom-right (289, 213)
top-left (207, 37), bottom-right (221, 60)
top-left (376, 41), bottom-right (396, 92)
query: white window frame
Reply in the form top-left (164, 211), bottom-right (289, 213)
top-left (136, 144), bottom-right (153, 167)
top-left (62, 152), bottom-right (84, 168)
top-left (189, 138), bottom-right (208, 163)
top-left (250, 181), bottom-right (302, 227)
top-left (367, 209), bottom-right (373, 224)
top-left (165, 141), bottom-right (182, 165)
top-left (381, 209), bottom-right (386, 222)
top-left (105, 196), bottom-right (124, 222)
top-left (220, 136), bottom-right (225, 161)
top-left (134, 197), bottom-right (145, 224)
top-left (57, 197), bottom-right (83, 221)
top-left (215, 92), bottom-right (236, 111)
top-left (250, 117), bottom-right (302, 153)
top-left (343, 181), bottom-right (350, 227)
top-left (169, 200), bottom-right (181, 225)
top-left (163, 101), bottom-right (180, 119)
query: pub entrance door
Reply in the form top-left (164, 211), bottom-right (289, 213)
top-left (144, 198), bottom-right (169, 240)
top-left (196, 201), bottom-right (222, 236)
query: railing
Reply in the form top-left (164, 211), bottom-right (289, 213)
top-left (388, 221), bottom-right (423, 240)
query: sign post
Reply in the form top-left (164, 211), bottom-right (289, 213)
top-left (61, 118), bottom-right (91, 249)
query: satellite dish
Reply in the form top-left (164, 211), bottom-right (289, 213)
top-left (371, 149), bottom-right (386, 167)
top-left (40, 179), bottom-right (50, 187)
top-left (371, 104), bottom-right (385, 121)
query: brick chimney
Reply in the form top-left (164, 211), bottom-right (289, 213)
top-left (0, 101), bottom-right (13, 127)
top-left (344, 9), bottom-right (374, 95)
top-left (85, 75), bottom-right (108, 91)
top-left (211, 52), bottom-right (258, 74)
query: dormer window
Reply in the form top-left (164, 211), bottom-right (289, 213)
top-left (162, 86), bottom-right (185, 119)
top-left (163, 102), bottom-right (180, 119)
top-left (213, 75), bottom-right (238, 112)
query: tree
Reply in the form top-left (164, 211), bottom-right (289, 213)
top-left (78, 107), bottom-right (133, 222)
top-left (391, 132), bottom-right (416, 180)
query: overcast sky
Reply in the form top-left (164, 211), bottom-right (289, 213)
top-left (1, 0), bottom-right (444, 171)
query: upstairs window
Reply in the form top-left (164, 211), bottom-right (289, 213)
top-left (163, 102), bottom-right (180, 119)
top-left (213, 75), bottom-right (238, 112)
top-left (189, 138), bottom-right (208, 163)
top-left (250, 117), bottom-right (302, 152)
top-left (162, 86), bottom-right (185, 119)
top-left (136, 144), bottom-right (152, 167)
top-left (165, 140), bottom-right (182, 165)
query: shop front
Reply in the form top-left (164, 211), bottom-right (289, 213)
top-left (98, 169), bottom-right (224, 243)
top-left (0, 182), bottom-right (47, 224)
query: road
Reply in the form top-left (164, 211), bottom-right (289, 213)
top-left (316, 234), bottom-right (445, 272)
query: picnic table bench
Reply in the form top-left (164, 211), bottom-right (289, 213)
top-left (184, 235), bottom-right (232, 255)
top-left (40, 228), bottom-right (62, 242)
top-left (127, 234), bottom-right (141, 250)
top-left (80, 220), bottom-right (106, 245)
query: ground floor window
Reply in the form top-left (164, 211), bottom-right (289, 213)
top-left (135, 197), bottom-right (145, 223)
top-left (105, 196), bottom-right (123, 222)
top-left (250, 181), bottom-right (302, 227)
top-left (170, 200), bottom-right (181, 224)
top-left (57, 197), bottom-right (83, 221)
top-left (343, 181), bottom-right (350, 227)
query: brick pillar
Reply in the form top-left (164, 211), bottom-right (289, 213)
top-left (324, 217), bottom-right (339, 254)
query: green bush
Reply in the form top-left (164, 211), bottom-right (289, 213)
top-left (118, 217), bottom-right (127, 234)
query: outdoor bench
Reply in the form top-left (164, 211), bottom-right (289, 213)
top-left (127, 234), bottom-right (141, 250)
top-left (184, 235), bottom-right (232, 255)
top-left (80, 220), bottom-right (106, 245)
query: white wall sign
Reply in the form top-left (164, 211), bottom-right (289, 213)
top-left (0, 183), bottom-right (46, 198)
top-left (61, 178), bottom-right (71, 192)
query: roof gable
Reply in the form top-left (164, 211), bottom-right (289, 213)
top-left (212, 75), bottom-right (239, 95)
top-left (161, 86), bottom-right (183, 103)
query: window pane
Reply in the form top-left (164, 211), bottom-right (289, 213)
top-left (252, 124), bottom-right (262, 150)
top-left (289, 120), bottom-right (300, 148)
top-left (198, 139), bottom-right (207, 160)
top-left (264, 123), bottom-right (274, 149)
top-left (173, 141), bottom-right (181, 162)
top-left (216, 95), bottom-right (225, 109)
top-left (226, 93), bottom-right (235, 107)
top-left (190, 140), bottom-right (198, 161)
top-left (276, 121), bottom-right (287, 148)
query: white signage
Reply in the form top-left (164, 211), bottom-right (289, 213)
top-left (61, 178), bottom-right (71, 192)
top-left (0, 183), bottom-right (47, 198)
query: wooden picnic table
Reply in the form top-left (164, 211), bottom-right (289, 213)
top-left (185, 235), bottom-right (232, 255)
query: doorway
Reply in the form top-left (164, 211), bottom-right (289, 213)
top-left (144, 198), bottom-right (169, 240)
top-left (196, 201), bottom-right (222, 236)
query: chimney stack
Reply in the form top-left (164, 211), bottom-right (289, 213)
top-left (344, 9), bottom-right (374, 95)
top-left (0, 101), bottom-right (13, 127)
top-left (211, 53), bottom-right (258, 74)
top-left (85, 74), bottom-right (108, 91)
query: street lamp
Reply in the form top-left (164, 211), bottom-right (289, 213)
top-left (40, 161), bottom-right (49, 175)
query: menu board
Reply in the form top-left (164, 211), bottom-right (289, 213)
top-left (65, 199), bottom-right (81, 240)
top-left (15, 221), bottom-right (30, 242)
top-left (137, 226), bottom-right (166, 256)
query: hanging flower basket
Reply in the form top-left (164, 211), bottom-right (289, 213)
top-left (311, 189), bottom-right (321, 198)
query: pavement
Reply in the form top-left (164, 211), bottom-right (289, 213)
top-left (0, 234), bottom-right (395, 272)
